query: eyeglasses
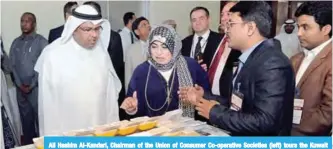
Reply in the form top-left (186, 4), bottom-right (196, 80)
top-left (221, 12), bottom-right (231, 17)
top-left (78, 26), bottom-right (103, 33)
top-left (226, 21), bottom-right (246, 29)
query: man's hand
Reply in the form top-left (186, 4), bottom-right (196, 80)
top-left (120, 91), bottom-right (138, 114)
top-left (178, 84), bottom-right (204, 105)
top-left (198, 59), bottom-right (207, 71)
top-left (195, 98), bottom-right (219, 120)
top-left (25, 85), bottom-right (32, 93)
top-left (20, 85), bottom-right (29, 94)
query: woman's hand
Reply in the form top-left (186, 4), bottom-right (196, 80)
top-left (120, 91), bottom-right (138, 114)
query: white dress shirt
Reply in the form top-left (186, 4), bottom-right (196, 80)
top-left (295, 38), bottom-right (332, 86)
top-left (158, 68), bottom-right (174, 83)
top-left (119, 27), bottom-right (136, 61)
top-left (190, 30), bottom-right (210, 58)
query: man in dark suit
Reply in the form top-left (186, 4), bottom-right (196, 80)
top-left (84, 1), bottom-right (126, 120)
top-left (181, 7), bottom-right (222, 71)
top-left (209, 1), bottom-right (241, 102)
top-left (180, 1), bottom-right (295, 136)
top-left (48, 1), bottom-right (78, 43)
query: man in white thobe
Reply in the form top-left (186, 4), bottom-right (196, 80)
top-left (275, 19), bottom-right (302, 58)
top-left (34, 5), bottom-right (121, 136)
top-left (1, 37), bottom-right (22, 147)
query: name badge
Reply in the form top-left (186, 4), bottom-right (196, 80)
top-left (293, 98), bottom-right (304, 124)
top-left (230, 83), bottom-right (243, 111)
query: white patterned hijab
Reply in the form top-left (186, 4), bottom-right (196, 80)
top-left (147, 25), bottom-right (195, 118)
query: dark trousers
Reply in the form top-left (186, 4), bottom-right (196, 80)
top-left (16, 87), bottom-right (38, 145)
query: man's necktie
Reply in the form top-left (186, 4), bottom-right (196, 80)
top-left (130, 32), bottom-right (134, 44)
top-left (208, 38), bottom-right (227, 85)
top-left (194, 36), bottom-right (203, 60)
top-left (232, 60), bottom-right (243, 88)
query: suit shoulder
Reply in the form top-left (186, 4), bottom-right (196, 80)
top-left (35, 34), bottom-right (48, 41)
top-left (184, 56), bottom-right (196, 64)
top-left (183, 56), bottom-right (202, 69)
top-left (133, 62), bottom-right (149, 76)
top-left (50, 25), bottom-right (63, 32)
top-left (210, 31), bottom-right (223, 39)
top-left (182, 35), bottom-right (194, 42)
top-left (111, 30), bottom-right (120, 36)
top-left (290, 52), bottom-right (303, 61)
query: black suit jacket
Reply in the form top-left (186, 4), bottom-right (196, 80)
top-left (218, 48), bottom-right (242, 102)
top-left (181, 30), bottom-right (222, 69)
top-left (48, 25), bottom-right (64, 43)
top-left (107, 30), bottom-right (126, 120)
top-left (205, 39), bottom-right (295, 136)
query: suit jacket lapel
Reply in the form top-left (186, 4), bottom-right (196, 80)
top-left (185, 35), bottom-right (194, 56)
top-left (297, 42), bottom-right (332, 88)
top-left (234, 40), bottom-right (267, 85)
top-left (204, 31), bottom-right (219, 67)
top-left (292, 54), bottom-right (304, 75)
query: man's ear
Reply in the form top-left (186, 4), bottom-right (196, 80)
top-left (134, 29), bottom-right (140, 36)
top-left (321, 24), bottom-right (332, 37)
top-left (247, 21), bottom-right (256, 36)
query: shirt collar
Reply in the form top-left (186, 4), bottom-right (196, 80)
top-left (194, 29), bottom-right (210, 41)
top-left (303, 38), bottom-right (332, 57)
top-left (239, 40), bottom-right (265, 64)
top-left (123, 27), bottom-right (131, 33)
top-left (20, 32), bottom-right (36, 40)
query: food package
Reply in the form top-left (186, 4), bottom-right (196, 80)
top-left (162, 130), bottom-right (201, 136)
top-left (138, 120), bottom-right (157, 131)
top-left (159, 109), bottom-right (183, 121)
top-left (163, 122), bottom-right (185, 130)
top-left (177, 117), bottom-right (195, 123)
top-left (117, 121), bottom-right (141, 136)
top-left (130, 116), bottom-right (159, 131)
top-left (107, 120), bottom-right (130, 126)
top-left (178, 130), bottom-right (201, 136)
top-left (145, 127), bottom-right (172, 136)
top-left (93, 125), bottom-right (119, 137)
top-left (130, 116), bottom-right (150, 122)
top-left (138, 117), bottom-right (160, 131)
top-left (33, 137), bottom-right (44, 149)
top-left (63, 129), bottom-right (95, 136)
top-left (156, 120), bottom-right (172, 127)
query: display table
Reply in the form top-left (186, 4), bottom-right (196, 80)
top-left (12, 110), bottom-right (230, 149)
top-left (11, 144), bottom-right (35, 149)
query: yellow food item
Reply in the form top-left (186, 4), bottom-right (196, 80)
top-left (146, 127), bottom-right (171, 136)
top-left (179, 130), bottom-right (201, 136)
top-left (162, 131), bottom-right (183, 136)
top-left (138, 121), bottom-right (157, 131)
top-left (118, 125), bottom-right (137, 136)
top-left (95, 129), bottom-right (118, 137)
top-left (162, 130), bottom-right (201, 136)
top-left (33, 137), bottom-right (44, 149)
top-left (64, 129), bottom-right (95, 136)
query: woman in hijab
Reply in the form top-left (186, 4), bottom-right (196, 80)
top-left (121, 25), bottom-right (209, 118)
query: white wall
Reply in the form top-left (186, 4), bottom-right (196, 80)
top-left (1, 1), bottom-right (220, 53)
top-left (108, 1), bottom-right (145, 31)
top-left (148, 1), bottom-right (220, 38)
top-left (1, 1), bottom-right (70, 53)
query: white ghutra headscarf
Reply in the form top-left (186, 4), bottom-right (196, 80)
top-left (34, 5), bottom-right (121, 136)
